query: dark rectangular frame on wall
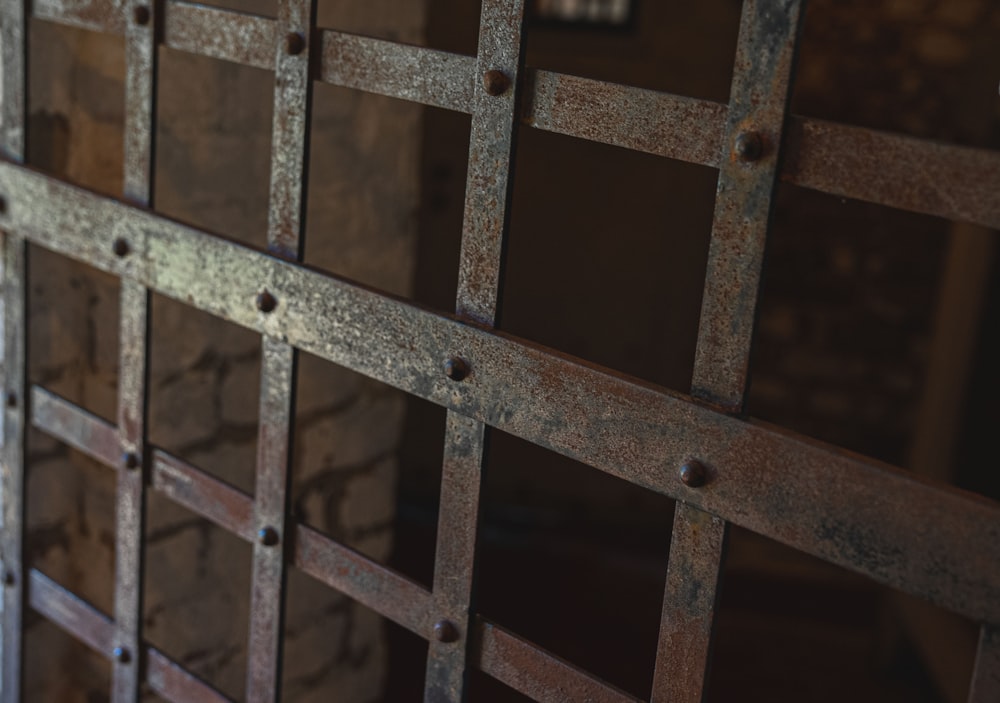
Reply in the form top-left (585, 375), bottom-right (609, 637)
top-left (1, 0), bottom-right (999, 701)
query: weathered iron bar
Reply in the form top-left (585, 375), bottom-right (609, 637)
top-left (5, 162), bottom-right (998, 627)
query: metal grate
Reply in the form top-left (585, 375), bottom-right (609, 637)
top-left (1, 0), bottom-right (999, 701)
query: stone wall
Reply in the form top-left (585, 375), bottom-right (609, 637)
top-left (21, 0), bottom-right (425, 699)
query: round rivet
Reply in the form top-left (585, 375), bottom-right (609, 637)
top-left (113, 238), bottom-right (130, 258)
top-left (483, 70), bottom-right (510, 97)
top-left (285, 32), bottom-right (306, 56)
top-left (679, 460), bottom-right (708, 488)
top-left (132, 5), bottom-right (150, 25)
top-left (433, 620), bottom-right (460, 643)
top-left (256, 290), bottom-right (277, 313)
top-left (258, 526), bottom-right (280, 547)
top-left (122, 452), bottom-right (141, 471)
top-left (443, 357), bottom-right (469, 382)
top-left (734, 131), bottom-right (763, 162)
top-left (5, 391), bottom-right (16, 409)
top-left (113, 646), bottom-right (131, 664)
top-left (3, 571), bottom-right (15, 587)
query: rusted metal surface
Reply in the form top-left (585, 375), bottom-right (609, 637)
top-left (245, 0), bottom-right (314, 695)
top-left (525, 70), bottom-right (726, 167)
top-left (651, 506), bottom-right (727, 702)
top-left (969, 625), bottom-right (1000, 703)
top-left (426, 1), bottom-right (526, 700)
top-left (692, 0), bottom-right (803, 411)
top-left (151, 450), bottom-right (256, 541)
top-left (165, 1), bottom-right (274, 70)
top-left (146, 648), bottom-right (235, 703)
top-left (783, 117), bottom-right (1000, 230)
top-left (3, 161), bottom-right (1000, 625)
top-left (474, 618), bottom-right (640, 703)
top-left (293, 523), bottom-right (434, 637)
top-left (320, 31), bottom-right (475, 112)
top-left (31, 385), bottom-right (120, 466)
top-left (112, 2), bottom-right (157, 696)
top-left (28, 569), bottom-right (114, 656)
top-left (5, 0), bottom-right (1000, 698)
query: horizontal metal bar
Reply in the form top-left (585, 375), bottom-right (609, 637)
top-left (4, 161), bottom-right (1000, 624)
top-left (30, 0), bottom-right (1000, 227)
top-left (473, 618), bottom-right (640, 703)
top-left (292, 523), bottom-right (433, 638)
top-left (147, 648), bottom-right (234, 703)
top-left (33, 0), bottom-right (124, 34)
top-left (28, 568), bottom-right (114, 656)
top-left (31, 385), bottom-right (120, 466)
top-left (164, 0), bottom-right (274, 70)
top-left (525, 70), bottom-right (726, 168)
top-left (28, 568), bottom-right (233, 703)
top-left (320, 30), bottom-right (475, 113)
top-left (785, 116), bottom-right (1000, 229)
top-left (151, 450), bottom-right (256, 540)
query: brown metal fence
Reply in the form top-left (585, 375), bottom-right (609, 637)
top-left (1, 0), bottom-right (999, 701)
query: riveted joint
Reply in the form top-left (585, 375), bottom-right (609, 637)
top-left (679, 459), bottom-right (709, 488)
top-left (734, 131), bottom-right (764, 163)
top-left (113, 237), bottom-right (130, 258)
top-left (258, 526), bottom-right (280, 547)
top-left (132, 5), bottom-right (150, 25)
top-left (285, 32), bottom-right (306, 56)
top-left (433, 619), bottom-right (460, 643)
top-left (113, 646), bottom-right (131, 664)
top-left (444, 357), bottom-right (469, 382)
top-left (122, 451), bottom-right (141, 471)
top-left (256, 290), bottom-right (278, 313)
top-left (483, 70), bottom-right (510, 97)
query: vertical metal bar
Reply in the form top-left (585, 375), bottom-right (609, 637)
top-left (244, 0), bottom-right (315, 698)
top-left (425, 2), bottom-right (525, 702)
top-left (653, 2), bottom-right (804, 701)
top-left (112, 0), bottom-right (158, 699)
top-left (969, 624), bottom-right (1000, 703)
top-left (0, 0), bottom-right (27, 696)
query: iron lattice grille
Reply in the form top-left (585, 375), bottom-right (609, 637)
top-left (0, 0), bottom-right (998, 701)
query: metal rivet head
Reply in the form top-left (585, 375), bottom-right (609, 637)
top-left (256, 290), bottom-right (277, 313)
top-left (285, 32), bottom-right (306, 56)
top-left (113, 646), bottom-right (131, 664)
top-left (132, 5), bottom-right (150, 25)
top-left (113, 238), bottom-right (130, 257)
top-left (679, 460), bottom-right (708, 488)
top-left (3, 571), bottom-right (15, 587)
top-left (443, 357), bottom-right (469, 382)
top-left (258, 526), bottom-right (280, 547)
top-left (734, 131), bottom-right (763, 162)
top-left (5, 392), bottom-right (16, 409)
top-left (122, 452), bottom-right (141, 470)
top-left (433, 620), bottom-right (460, 643)
top-left (483, 70), bottom-right (510, 97)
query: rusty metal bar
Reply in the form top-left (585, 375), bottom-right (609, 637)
top-left (28, 568), bottom-right (114, 656)
top-left (111, 0), bottom-right (158, 696)
top-left (165, 1), bottom-right (273, 70)
top-left (320, 31), bottom-right (474, 113)
top-left (784, 116), bottom-right (1000, 230)
top-left (293, 524), bottom-right (434, 637)
top-left (653, 2), bottom-right (804, 700)
top-left (151, 450), bottom-right (256, 541)
top-left (33, 0), bottom-right (124, 33)
top-left (474, 618), bottom-right (640, 703)
top-left (525, 70), bottom-right (726, 168)
top-left (426, 1), bottom-right (526, 700)
top-left (0, 0), bottom-right (26, 694)
top-left (3, 162), bottom-right (999, 626)
top-left (969, 625), bottom-right (1000, 703)
top-left (244, 0), bottom-right (314, 697)
top-left (30, 385), bottom-right (120, 467)
top-left (28, 568), bottom-right (233, 703)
